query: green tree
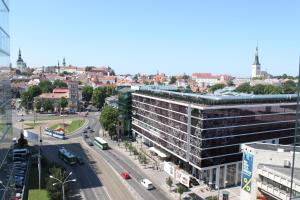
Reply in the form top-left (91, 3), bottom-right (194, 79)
top-left (226, 79), bottom-right (234, 86)
top-left (169, 76), bottom-right (177, 84)
top-left (100, 106), bottom-right (119, 139)
top-left (38, 80), bottom-right (54, 93)
top-left (21, 85), bottom-right (42, 110)
top-left (176, 185), bottom-right (185, 200)
top-left (60, 97), bottom-right (68, 112)
top-left (28, 85), bottom-right (42, 97)
top-left (128, 143), bottom-right (133, 156)
top-left (166, 177), bottom-right (173, 192)
top-left (124, 140), bottom-right (129, 151)
top-left (35, 99), bottom-right (42, 112)
top-left (85, 66), bottom-right (95, 71)
top-left (82, 86), bottom-right (93, 102)
top-left (209, 83), bottom-right (225, 93)
top-left (235, 82), bottom-right (252, 93)
top-left (92, 87), bottom-right (107, 110)
top-left (252, 84), bottom-right (266, 94)
top-left (263, 85), bottom-right (282, 94)
top-left (43, 99), bottom-right (54, 112)
top-left (21, 92), bottom-right (32, 110)
top-left (282, 80), bottom-right (297, 94)
top-left (46, 166), bottom-right (69, 200)
top-left (53, 79), bottom-right (68, 88)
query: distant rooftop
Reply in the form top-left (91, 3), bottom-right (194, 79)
top-left (259, 164), bottom-right (300, 182)
top-left (245, 143), bottom-right (300, 153)
top-left (135, 87), bottom-right (297, 105)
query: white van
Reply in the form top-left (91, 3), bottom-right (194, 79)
top-left (141, 179), bottom-right (154, 190)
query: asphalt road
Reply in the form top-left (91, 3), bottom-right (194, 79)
top-left (85, 114), bottom-right (170, 200)
top-left (13, 110), bottom-right (170, 200)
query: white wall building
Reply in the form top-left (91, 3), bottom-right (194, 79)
top-left (241, 143), bottom-right (300, 200)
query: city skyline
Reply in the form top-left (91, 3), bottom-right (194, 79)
top-left (10, 0), bottom-right (300, 76)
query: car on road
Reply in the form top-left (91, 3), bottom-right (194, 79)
top-left (18, 119), bottom-right (24, 122)
top-left (141, 179), bottom-right (154, 190)
top-left (121, 172), bottom-right (130, 180)
top-left (88, 141), bottom-right (94, 146)
top-left (89, 129), bottom-right (94, 133)
top-left (84, 134), bottom-right (89, 139)
top-left (87, 126), bottom-right (91, 129)
top-left (83, 130), bottom-right (87, 133)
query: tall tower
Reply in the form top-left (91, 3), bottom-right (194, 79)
top-left (63, 57), bottom-right (66, 67)
top-left (16, 48), bottom-right (25, 72)
top-left (251, 46), bottom-right (261, 78)
top-left (57, 60), bottom-right (60, 74)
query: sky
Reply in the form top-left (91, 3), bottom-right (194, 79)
top-left (10, 0), bottom-right (300, 76)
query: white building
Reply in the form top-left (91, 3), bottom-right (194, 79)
top-left (251, 47), bottom-right (271, 79)
top-left (241, 143), bottom-right (300, 200)
top-left (191, 73), bottom-right (231, 87)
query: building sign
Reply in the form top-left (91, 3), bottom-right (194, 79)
top-left (241, 152), bottom-right (253, 193)
top-left (175, 170), bottom-right (190, 187)
top-left (163, 162), bottom-right (190, 187)
top-left (164, 161), bottom-right (175, 177)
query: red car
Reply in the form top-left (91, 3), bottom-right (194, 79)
top-left (121, 172), bottom-right (130, 180)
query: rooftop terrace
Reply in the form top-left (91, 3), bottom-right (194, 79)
top-left (135, 88), bottom-right (297, 105)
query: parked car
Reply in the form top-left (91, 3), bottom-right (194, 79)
top-left (88, 141), bottom-right (94, 146)
top-left (121, 172), bottom-right (130, 180)
top-left (83, 130), bottom-right (87, 133)
top-left (87, 126), bottom-right (91, 129)
top-left (84, 134), bottom-right (89, 139)
top-left (141, 179), bottom-right (154, 190)
top-left (18, 119), bottom-right (24, 122)
top-left (90, 129), bottom-right (94, 133)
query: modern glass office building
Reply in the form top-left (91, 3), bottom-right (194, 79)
top-left (0, 0), bottom-right (13, 199)
top-left (132, 89), bottom-right (297, 189)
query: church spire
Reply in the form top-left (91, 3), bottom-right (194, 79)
top-left (63, 57), bottom-right (66, 67)
top-left (17, 48), bottom-right (23, 62)
top-left (253, 46), bottom-right (260, 65)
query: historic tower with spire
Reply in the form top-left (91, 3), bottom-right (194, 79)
top-left (16, 49), bottom-right (27, 72)
top-left (251, 46), bottom-right (261, 78)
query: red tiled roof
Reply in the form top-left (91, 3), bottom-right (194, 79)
top-left (95, 83), bottom-right (114, 87)
top-left (53, 88), bottom-right (69, 93)
top-left (192, 73), bottom-right (231, 80)
top-left (98, 76), bottom-right (116, 81)
top-left (37, 93), bottom-right (69, 99)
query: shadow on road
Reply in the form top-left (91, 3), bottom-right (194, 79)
top-left (41, 142), bottom-right (105, 199)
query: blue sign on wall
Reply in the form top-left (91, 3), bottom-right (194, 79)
top-left (241, 152), bottom-right (253, 193)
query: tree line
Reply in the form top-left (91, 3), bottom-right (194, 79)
top-left (20, 80), bottom-right (68, 111)
top-left (235, 80), bottom-right (297, 94)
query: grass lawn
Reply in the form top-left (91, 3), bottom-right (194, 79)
top-left (50, 119), bottom-right (85, 135)
top-left (23, 122), bottom-right (43, 128)
top-left (28, 189), bottom-right (49, 200)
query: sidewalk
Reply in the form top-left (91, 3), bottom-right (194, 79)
top-left (102, 136), bottom-right (183, 200)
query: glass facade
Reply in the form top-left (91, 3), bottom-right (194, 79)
top-left (132, 92), bottom-right (297, 188)
top-left (0, 0), bottom-right (12, 199)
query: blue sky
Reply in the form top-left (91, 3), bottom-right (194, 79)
top-left (10, 0), bottom-right (300, 76)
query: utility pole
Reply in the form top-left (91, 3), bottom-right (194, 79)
top-left (289, 57), bottom-right (300, 200)
top-left (38, 126), bottom-right (42, 189)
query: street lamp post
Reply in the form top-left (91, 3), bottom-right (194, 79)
top-left (49, 172), bottom-right (76, 200)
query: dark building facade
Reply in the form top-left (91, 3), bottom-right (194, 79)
top-left (132, 90), bottom-right (296, 189)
